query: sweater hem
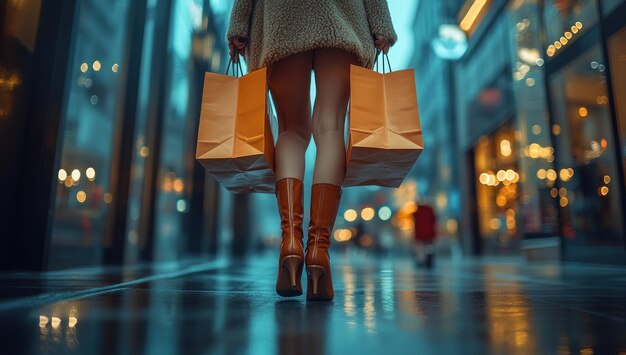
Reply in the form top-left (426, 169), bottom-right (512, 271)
top-left (247, 42), bottom-right (376, 74)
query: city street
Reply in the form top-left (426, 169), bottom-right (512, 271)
top-left (2, 254), bottom-right (626, 354)
top-left (3, 0), bottom-right (626, 353)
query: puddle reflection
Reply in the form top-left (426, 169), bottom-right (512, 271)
top-left (273, 301), bottom-right (331, 355)
top-left (3, 259), bottom-right (626, 354)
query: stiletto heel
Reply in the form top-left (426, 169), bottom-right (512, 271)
top-left (277, 255), bottom-right (303, 296)
top-left (283, 256), bottom-right (303, 288)
top-left (307, 266), bottom-right (325, 296)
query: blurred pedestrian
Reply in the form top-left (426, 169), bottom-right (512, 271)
top-left (226, 1), bottom-right (397, 300)
top-left (412, 203), bottom-right (437, 268)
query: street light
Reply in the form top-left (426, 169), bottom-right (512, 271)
top-left (431, 24), bottom-right (468, 60)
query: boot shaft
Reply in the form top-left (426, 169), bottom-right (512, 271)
top-left (275, 178), bottom-right (304, 256)
top-left (307, 183), bottom-right (342, 255)
top-left (305, 183), bottom-right (341, 301)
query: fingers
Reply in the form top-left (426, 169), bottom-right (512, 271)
top-left (228, 42), bottom-right (239, 63)
top-left (233, 37), bottom-right (247, 49)
top-left (228, 37), bottom-right (248, 63)
top-left (374, 34), bottom-right (391, 54)
top-left (374, 39), bottom-right (387, 47)
top-left (374, 40), bottom-right (389, 53)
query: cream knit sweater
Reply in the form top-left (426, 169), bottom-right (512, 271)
top-left (225, 0), bottom-right (398, 72)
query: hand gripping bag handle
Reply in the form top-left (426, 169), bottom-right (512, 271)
top-left (373, 49), bottom-right (393, 74)
top-left (225, 49), bottom-right (244, 77)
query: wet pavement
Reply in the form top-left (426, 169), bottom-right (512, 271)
top-left (1, 254), bottom-right (626, 354)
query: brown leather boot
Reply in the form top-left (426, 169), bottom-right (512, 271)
top-left (305, 183), bottom-right (342, 301)
top-left (275, 178), bottom-right (305, 297)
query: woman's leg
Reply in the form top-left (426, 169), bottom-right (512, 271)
top-left (269, 51), bottom-right (313, 297)
top-left (311, 48), bottom-right (360, 185)
top-left (268, 51), bottom-right (313, 181)
top-left (305, 48), bottom-right (360, 301)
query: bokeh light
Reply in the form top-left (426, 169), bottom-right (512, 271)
top-left (86, 167), bottom-right (96, 181)
top-left (360, 207), bottom-right (375, 221)
top-left (58, 169), bottom-right (67, 181)
top-left (378, 206), bottom-right (392, 221)
top-left (344, 209), bottom-right (357, 222)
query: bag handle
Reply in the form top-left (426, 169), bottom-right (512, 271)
top-left (225, 49), bottom-right (244, 77)
top-left (373, 49), bottom-right (392, 74)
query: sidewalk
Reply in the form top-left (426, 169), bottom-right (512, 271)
top-left (1, 254), bottom-right (625, 354)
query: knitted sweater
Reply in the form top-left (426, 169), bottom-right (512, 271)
top-left (225, 0), bottom-right (398, 72)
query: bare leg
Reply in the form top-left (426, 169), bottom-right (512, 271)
top-left (311, 48), bottom-right (360, 185)
top-left (268, 51), bottom-right (313, 181)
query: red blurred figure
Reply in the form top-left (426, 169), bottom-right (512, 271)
top-left (412, 204), bottom-right (437, 268)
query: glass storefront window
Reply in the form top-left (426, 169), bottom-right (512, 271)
top-left (474, 122), bottom-right (522, 252)
top-left (123, 0), bottom-right (162, 264)
top-left (608, 27), bottom-right (626, 194)
top-left (508, 0), bottom-right (560, 237)
top-left (49, 0), bottom-right (131, 269)
top-left (548, 44), bottom-right (624, 247)
top-left (152, 0), bottom-right (205, 261)
top-left (543, 0), bottom-right (598, 58)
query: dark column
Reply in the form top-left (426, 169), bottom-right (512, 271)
top-left (185, 163), bottom-right (208, 255)
top-left (103, 0), bottom-right (148, 265)
top-left (0, 0), bottom-right (77, 271)
top-left (231, 193), bottom-right (251, 257)
top-left (204, 180), bottom-right (221, 255)
top-left (184, 29), bottom-right (210, 256)
top-left (139, 0), bottom-right (174, 262)
top-left (464, 149), bottom-right (482, 255)
top-left (0, 1), bottom-right (34, 269)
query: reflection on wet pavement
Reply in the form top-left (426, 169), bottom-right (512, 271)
top-left (1, 255), bottom-right (626, 354)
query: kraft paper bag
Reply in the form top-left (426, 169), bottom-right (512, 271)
top-left (195, 66), bottom-right (276, 194)
top-left (344, 63), bottom-right (423, 188)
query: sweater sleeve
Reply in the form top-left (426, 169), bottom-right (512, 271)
top-left (363, 0), bottom-right (398, 46)
top-left (225, 0), bottom-right (253, 41)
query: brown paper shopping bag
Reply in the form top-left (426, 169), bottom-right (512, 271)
top-left (195, 63), bottom-right (275, 194)
top-left (344, 53), bottom-right (424, 188)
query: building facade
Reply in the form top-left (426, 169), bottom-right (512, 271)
top-left (0, 0), bottom-right (233, 270)
top-left (453, 0), bottom-right (626, 262)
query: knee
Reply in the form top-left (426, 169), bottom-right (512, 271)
top-left (278, 125), bottom-right (311, 147)
top-left (312, 113), bottom-right (345, 140)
